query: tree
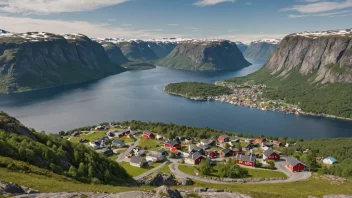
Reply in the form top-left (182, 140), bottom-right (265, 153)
top-left (224, 143), bottom-right (231, 149)
top-left (267, 160), bottom-right (276, 169)
top-left (78, 162), bottom-right (87, 177)
top-left (197, 159), bottom-right (213, 176)
top-left (68, 166), bottom-right (78, 178)
top-left (235, 143), bottom-right (242, 151)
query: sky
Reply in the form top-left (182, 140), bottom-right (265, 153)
top-left (0, 0), bottom-right (351, 42)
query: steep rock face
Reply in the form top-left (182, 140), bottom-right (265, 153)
top-left (265, 29), bottom-right (352, 83)
top-left (244, 39), bottom-right (280, 61)
top-left (235, 42), bottom-right (248, 53)
top-left (0, 32), bottom-right (124, 93)
top-left (116, 40), bottom-right (158, 61)
top-left (0, 112), bottom-right (37, 141)
top-left (100, 42), bottom-right (129, 65)
top-left (145, 41), bottom-right (176, 58)
top-left (158, 40), bottom-right (251, 71)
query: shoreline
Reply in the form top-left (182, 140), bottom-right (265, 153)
top-left (163, 89), bottom-right (352, 122)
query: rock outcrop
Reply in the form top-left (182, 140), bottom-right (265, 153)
top-left (0, 111), bottom-right (37, 140)
top-left (235, 42), bottom-right (248, 53)
top-left (158, 40), bottom-right (251, 71)
top-left (0, 32), bottom-right (124, 93)
top-left (265, 29), bottom-right (352, 83)
top-left (243, 39), bottom-right (280, 61)
top-left (0, 180), bottom-right (39, 196)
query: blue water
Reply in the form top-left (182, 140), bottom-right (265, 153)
top-left (0, 62), bottom-right (351, 139)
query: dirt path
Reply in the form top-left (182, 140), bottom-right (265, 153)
top-left (116, 137), bottom-right (140, 163)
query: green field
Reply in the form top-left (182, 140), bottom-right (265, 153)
top-left (157, 162), bottom-right (172, 174)
top-left (138, 139), bottom-right (162, 151)
top-left (118, 162), bottom-right (163, 177)
top-left (164, 82), bottom-right (233, 98)
top-left (69, 131), bottom-right (107, 143)
top-left (178, 164), bottom-right (287, 179)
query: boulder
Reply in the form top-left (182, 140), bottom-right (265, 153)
top-left (154, 185), bottom-right (182, 198)
top-left (176, 178), bottom-right (194, 186)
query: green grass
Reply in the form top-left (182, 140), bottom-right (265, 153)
top-left (69, 131), bottom-right (106, 143)
top-left (119, 136), bottom-right (136, 143)
top-left (156, 162), bottom-right (172, 174)
top-left (138, 139), bottom-right (162, 151)
top-left (118, 162), bottom-right (162, 177)
top-left (178, 164), bottom-right (287, 178)
top-left (164, 82), bottom-right (233, 98)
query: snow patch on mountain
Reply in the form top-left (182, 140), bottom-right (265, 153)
top-left (251, 38), bottom-right (281, 45)
top-left (292, 28), bottom-right (352, 38)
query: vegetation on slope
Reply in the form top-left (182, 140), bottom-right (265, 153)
top-left (226, 67), bottom-right (352, 118)
top-left (164, 82), bottom-right (233, 98)
top-left (0, 112), bottom-right (132, 185)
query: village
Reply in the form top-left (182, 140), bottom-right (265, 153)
top-left (212, 81), bottom-right (303, 115)
top-left (66, 123), bottom-right (337, 183)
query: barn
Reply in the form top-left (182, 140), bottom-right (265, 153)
top-left (286, 157), bottom-right (305, 172)
top-left (164, 140), bottom-right (181, 150)
top-left (236, 154), bottom-right (256, 167)
top-left (263, 148), bottom-right (280, 161)
top-left (143, 131), bottom-right (155, 139)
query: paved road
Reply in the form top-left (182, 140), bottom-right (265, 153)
top-left (116, 137), bottom-right (140, 163)
top-left (169, 160), bottom-right (311, 184)
top-left (133, 161), bottom-right (168, 180)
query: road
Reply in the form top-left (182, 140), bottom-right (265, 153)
top-left (116, 137), bottom-right (140, 163)
top-left (133, 161), bottom-right (168, 180)
top-left (168, 159), bottom-right (311, 184)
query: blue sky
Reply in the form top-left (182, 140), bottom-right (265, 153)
top-left (1, 0), bottom-right (351, 42)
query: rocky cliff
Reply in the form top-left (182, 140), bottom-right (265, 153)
top-left (243, 39), bottom-right (280, 61)
top-left (116, 40), bottom-right (158, 61)
top-left (235, 42), bottom-right (248, 53)
top-left (0, 32), bottom-right (124, 93)
top-left (157, 40), bottom-right (251, 71)
top-left (265, 29), bottom-right (352, 83)
top-left (145, 41), bottom-right (176, 58)
top-left (100, 42), bottom-right (129, 65)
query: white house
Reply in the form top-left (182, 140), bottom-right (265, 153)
top-left (89, 140), bottom-right (105, 149)
top-left (146, 152), bottom-right (165, 162)
top-left (130, 156), bottom-right (145, 168)
top-left (323, 157), bottom-right (337, 165)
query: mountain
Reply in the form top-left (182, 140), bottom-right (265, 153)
top-left (226, 28), bottom-right (352, 118)
top-left (114, 40), bottom-right (158, 61)
top-left (99, 42), bottom-right (129, 65)
top-left (0, 29), bottom-right (9, 34)
top-left (157, 40), bottom-right (251, 71)
top-left (243, 39), bottom-right (280, 61)
top-left (235, 41), bottom-right (248, 53)
top-left (0, 32), bottom-right (125, 93)
top-left (0, 111), bottom-right (131, 184)
top-left (144, 41), bottom-right (176, 58)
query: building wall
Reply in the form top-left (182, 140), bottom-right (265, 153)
top-left (236, 160), bottom-right (254, 167)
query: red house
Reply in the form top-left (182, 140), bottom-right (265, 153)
top-left (273, 141), bottom-right (283, 147)
top-left (218, 135), bottom-right (230, 143)
top-left (253, 138), bottom-right (267, 144)
top-left (263, 149), bottom-right (280, 161)
top-left (220, 149), bottom-right (233, 157)
top-left (236, 154), bottom-right (256, 167)
top-left (286, 157), bottom-right (305, 172)
top-left (164, 141), bottom-right (181, 150)
top-left (143, 131), bottom-right (155, 139)
top-left (207, 151), bottom-right (217, 158)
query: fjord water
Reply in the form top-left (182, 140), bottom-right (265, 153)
top-left (0, 62), bottom-right (351, 139)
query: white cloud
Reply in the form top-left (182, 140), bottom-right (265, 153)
top-left (108, 19), bottom-right (117, 22)
top-left (0, 16), bottom-right (185, 39)
top-left (193, 0), bottom-right (236, 6)
top-left (288, 10), bottom-right (352, 18)
top-left (0, 0), bottom-right (128, 14)
top-left (282, 0), bottom-right (352, 14)
top-left (168, 24), bottom-right (179, 26)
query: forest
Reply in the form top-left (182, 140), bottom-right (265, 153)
top-left (226, 68), bottom-right (352, 119)
top-left (0, 112), bottom-right (131, 185)
top-left (164, 82), bottom-right (233, 98)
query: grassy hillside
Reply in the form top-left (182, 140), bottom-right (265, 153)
top-left (0, 112), bottom-right (132, 185)
top-left (164, 82), bottom-right (233, 98)
top-left (226, 67), bottom-right (352, 118)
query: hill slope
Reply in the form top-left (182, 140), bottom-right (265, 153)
top-left (100, 42), bottom-right (129, 65)
top-left (116, 41), bottom-right (158, 61)
top-left (0, 112), bottom-right (132, 185)
top-left (0, 32), bottom-right (125, 93)
top-left (158, 40), bottom-right (251, 71)
top-left (226, 29), bottom-right (352, 118)
top-left (243, 39), bottom-right (280, 61)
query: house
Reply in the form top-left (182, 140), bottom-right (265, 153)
top-left (143, 131), bottom-right (155, 139)
top-left (200, 139), bottom-right (214, 146)
top-left (146, 152), bottom-right (165, 162)
top-left (207, 151), bottom-right (217, 158)
top-left (158, 148), bottom-right (168, 156)
top-left (199, 144), bottom-right (211, 150)
top-left (323, 157), bottom-right (337, 165)
top-left (244, 139), bottom-right (254, 143)
top-left (133, 147), bottom-right (146, 156)
top-left (164, 140), bottom-right (181, 150)
top-left (156, 134), bottom-right (164, 140)
top-left (170, 147), bottom-right (180, 154)
top-left (253, 138), bottom-right (267, 144)
top-left (262, 142), bottom-right (274, 150)
top-left (286, 157), bottom-right (305, 172)
top-left (245, 143), bottom-right (255, 150)
top-left (231, 139), bottom-right (240, 143)
top-left (184, 152), bottom-right (206, 165)
top-left (263, 149), bottom-right (280, 161)
top-left (220, 149), bottom-right (234, 157)
top-left (188, 145), bottom-right (205, 155)
top-left (130, 156), bottom-right (145, 168)
top-left (236, 154), bottom-right (256, 167)
top-left (273, 141), bottom-right (283, 147)
top-left (111, 140), bottom-right (125, 148)
top-left (95, 126), bottom-right (105, 131)
top-left (89, 136), bottom-right (108, 149)
top-left (71, 131), bottom-right (80, 137)
top-left (218, 135), bottom-right (230, 143)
